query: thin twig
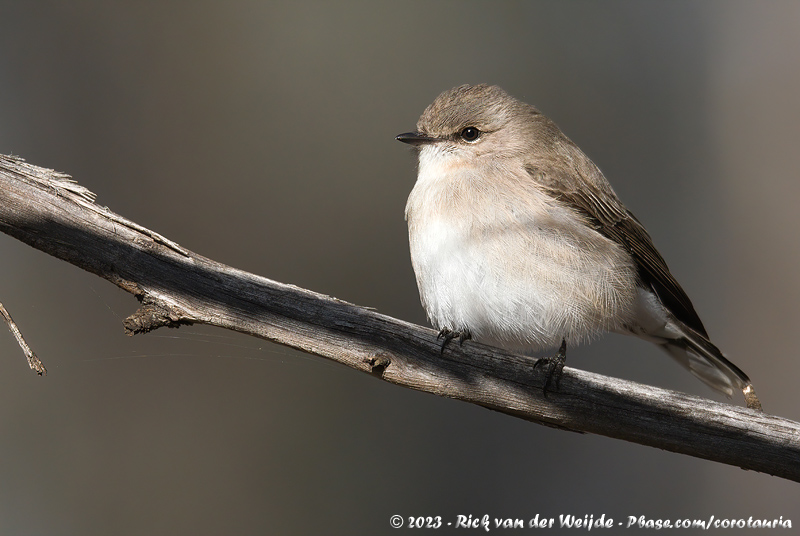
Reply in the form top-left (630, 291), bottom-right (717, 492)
top-left (0, 301), bottom-right (46, 374)
top-left (0, 154), bottom-right (798, 482)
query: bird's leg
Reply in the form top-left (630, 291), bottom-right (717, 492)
top-left (534, 339), bottom-right (567, 396)
top-left (437, 327), bottom-right (471, 354)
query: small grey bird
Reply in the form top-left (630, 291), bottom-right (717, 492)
top-left (397, 84), bottom-right (761, 410)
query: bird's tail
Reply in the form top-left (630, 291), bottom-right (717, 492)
top-left (659, 326), bottom-right (761, 410)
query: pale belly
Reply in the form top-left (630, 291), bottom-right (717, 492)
top-left (407, 208), bottom-right (639, 352)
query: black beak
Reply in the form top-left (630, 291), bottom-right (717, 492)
top-left (396, 132), bottom-right (438, 146)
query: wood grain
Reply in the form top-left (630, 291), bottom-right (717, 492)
top-left (1, 154), bottom-right (798, 482)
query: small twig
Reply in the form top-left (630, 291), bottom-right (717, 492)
top-left (0, 301), bottom-right (46, 375)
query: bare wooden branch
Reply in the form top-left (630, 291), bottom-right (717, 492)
top-left (1, 154), bottom-right (798, 482)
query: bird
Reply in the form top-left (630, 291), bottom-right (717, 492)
top-left (396, 83), bottom-right (761, 410)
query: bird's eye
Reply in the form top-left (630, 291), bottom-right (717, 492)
top-left (460, 126), bottom-right (481, 142)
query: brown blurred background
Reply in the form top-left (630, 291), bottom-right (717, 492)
top-left (1, 1), bottom-right (799, 534)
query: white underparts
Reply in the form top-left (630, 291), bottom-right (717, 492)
top-left (406, 145), bottom-right (639, 352)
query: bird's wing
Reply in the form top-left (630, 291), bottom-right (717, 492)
top-left (526, 162), bottom-right (708, 338)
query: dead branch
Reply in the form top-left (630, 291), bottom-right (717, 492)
top-left (1, 154), bottom-right (798, 482)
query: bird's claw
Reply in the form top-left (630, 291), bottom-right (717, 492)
top-left (534, 339), bottom-right (567, 397)
top-left (437, 328), bottom-right (471, 353)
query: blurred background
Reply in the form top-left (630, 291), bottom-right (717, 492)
top-left (1, 1), bottom-right (799, 534)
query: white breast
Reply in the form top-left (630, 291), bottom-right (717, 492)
top-left (405, 146), bottom-right (638, 352)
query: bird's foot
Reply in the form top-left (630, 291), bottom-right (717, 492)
top-left (437, 328), bottom-right (471, 354)
top-left (533, 339), bottom-right (567, 397)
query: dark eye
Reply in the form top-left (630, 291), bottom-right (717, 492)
top-left (460, 126), bottom-right (481, 142)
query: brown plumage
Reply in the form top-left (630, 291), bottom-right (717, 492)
top-left (398, 84), bottom-right (761, 410)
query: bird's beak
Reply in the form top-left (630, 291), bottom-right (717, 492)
top-left (396, 132), bottom-right (438, 146)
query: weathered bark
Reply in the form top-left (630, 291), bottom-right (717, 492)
top-left (1, 154), bottom-right (798, 482)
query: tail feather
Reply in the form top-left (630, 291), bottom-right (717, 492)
top-left (659, 325), bottom-right (761, 410)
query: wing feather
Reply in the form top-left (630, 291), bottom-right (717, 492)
top-left (525, 162), bottom-right (708, 337)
